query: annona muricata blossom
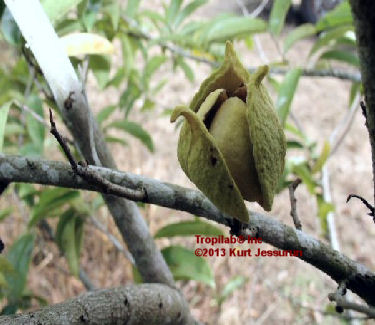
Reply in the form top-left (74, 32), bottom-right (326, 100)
top-left (170, 41), bottom-right (286, 223)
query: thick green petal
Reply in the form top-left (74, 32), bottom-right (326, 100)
top-left (189, 41), bottom-right (250, 112)
top-left (246, 66), bottom-right (286, 211)
top-left (171, 103), bottom-right (249, 223)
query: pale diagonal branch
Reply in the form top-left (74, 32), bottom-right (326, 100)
top-left (4, 0), bottom-right (175, 288)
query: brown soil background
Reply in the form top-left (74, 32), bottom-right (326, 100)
top-left (1, 1), bottom-right (374, 324)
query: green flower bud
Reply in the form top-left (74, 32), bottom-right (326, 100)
top-left (171, 42), bottom-right (286, 223)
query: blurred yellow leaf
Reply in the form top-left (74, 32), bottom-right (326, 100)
top-left (60, 33), bottom-right (114, 56)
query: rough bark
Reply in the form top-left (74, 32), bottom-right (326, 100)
top-left (0, 284), bottom-right (192, 325)
top-left (1, 154), bottom-right (375, 306)
top-left (349, 0), bottom-right (375, 205)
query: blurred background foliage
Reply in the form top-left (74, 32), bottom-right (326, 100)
top-left (0, 0), bottom-right (361, 318)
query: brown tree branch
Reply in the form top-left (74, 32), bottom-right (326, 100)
top-left (1, 154), bottom-right (375, 306)
top-left (0, 284), bottom-right (192, 325)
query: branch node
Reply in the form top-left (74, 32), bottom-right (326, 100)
top-left (48, 109), bottom-right (146, 201)
top-left (229, 218), bottom-right (245, 237)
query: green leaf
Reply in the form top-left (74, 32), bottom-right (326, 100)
top-left (125, 0), bottom-right (140, 18)
top-left (89, 55), bottom-right (111, 89)
top-left (174, 0), bottom-right (208, 29)
top-left (55, 19), bottom-right (82, 36)
top-left (309, 25), bottom-right (353, 57)
top-left (287, 140), bottom-right (304, 149)
top-left (269, 0), bottom-right (292, 36)
top-left (121, 34), bottom-right (135, 78)
top-left (19, 143), bottom-right (43, 157)
top-left (316, 1), bottom-right (352, 31)
top-left (141, 98), bottom-right (155, 112)
top-left (141, 9), bottom-right (167, 29)
top-left (292, 163), bottom-right (317, 194)
top-left (166, 0), bottom-right (183, 27)
top-left (104, 136), bottom-right (128, 146)
top-left (276, 68), bottom-right (301, 126)
top-left (104, 2), bottom-right (120, 31)
top-left (132, 265), bottom-right (143, 283)
top-left (29, 188), bottom-right (80, 227)
top-left (151, 79), bottom-right (168, 95)
top-left (16, 184), bottom-right (37, 206)
top-left (319, 50), bottom-right (359, 67)
top-left (106, 67), bottom-right (126, 88)
top-left (5, 233), bottom-right (35, 303)
top-left (55, 209), bottom-right (83, 276)
top-left (41, 0), bottom-right (84, 23)
top-left (25, 95), bottom-right (45, 148)
top-left (78, 0), bottom-right (102, 32)
top-left (0, 257), bottom-right (15, 275)
top-left (176, 57), bottom-right (194, 82)
top-left (4, 122), bottom-right (24, 137)
top-left (198, 16), bottom-right (267, 44)
top-left (317, 195), bottom-right (335, 235)
top-left (283, 23), bottom-right (316, 54)
top-left (107, 120), bottom-right (154, 152)
top-left (285, 122), bottom-right (307, 141)
top-left (312, 141), bottom-right (330, 173)
top-left (96, 105), bottom-right (116, 125)
top-left (0, 102), bottom-right (11, 152)
top-left (162, 245), bottom-right (215, 288)
top-left (217, 275), bottom-right (248, 306)
top-left (1, 304), bottom-right (18, 315)
top-left (1, 8), bottom-right (22, 45)
top-left (267, 75), bottom-right (280, 92)
top-left (154, 220), bottom-right (224, 238)
top-left (143, 55), bottom-right (167, 86)
top-left (119, 81), bottom-right (141, 117)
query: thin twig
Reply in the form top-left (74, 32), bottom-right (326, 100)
top-left (322, 166), bottom-right (340, 251)
top-left (249, 0), bottom-right (269, 18)
top-left (288, 178), bottom-right (302, 229)
top-left (329, 281), bottom-right (375, 318)
top-left (49, 108), bottom-right (77, 170)
top-left (20, 104), bottom-right (49, 128)
top-left (328, 295), bottom-right (375, 319)
top-left (49, 109), bottom-right (146, 201)
top-left (89, 215), bottom-right (135, 265)
top-left (329, 94), bottom-right (361, 157)
top-left (236, 0), bottom-right (269, 63)
top-left (346, 194), bottom-right (375, 222)
top-left (79, 269), bottom-right (96, 291)
top-left (281, 282), bottom-right (370, 321)
top-left (38, 219), bottom-right (96, 291)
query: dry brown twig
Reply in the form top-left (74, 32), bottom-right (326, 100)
top-left (288, 178), bottom-right (302, 230)
top-left (48, 108), bottom-right (146, 202)
top-left (328, 281), bottom-right (375, 318)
